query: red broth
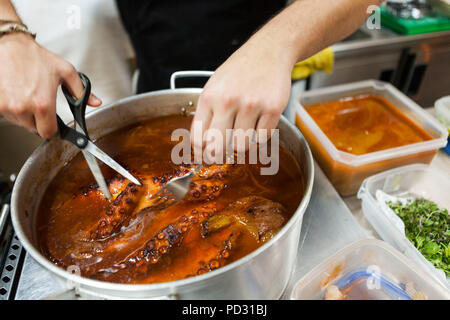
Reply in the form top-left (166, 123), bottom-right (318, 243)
top-left (36, 114), bottom-right (304, 284)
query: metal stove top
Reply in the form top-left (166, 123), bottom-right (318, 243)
top-left (0, 176), bottom-right (25, 300)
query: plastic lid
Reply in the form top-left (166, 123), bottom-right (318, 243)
top-left (330, 268), bottom-right (412, 300)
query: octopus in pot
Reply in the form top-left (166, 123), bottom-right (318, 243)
top-left (36, 115), bottom-right (304, 284)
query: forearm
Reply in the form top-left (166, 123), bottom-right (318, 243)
top-left (247, 0), bottom-right (383, 68)
top-left (0, 0), bottom-right (101, 138)
top-left (0, 0), bottom-right (21, 21)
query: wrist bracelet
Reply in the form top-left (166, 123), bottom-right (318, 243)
top-left (0, 22), bottom-right (36, 39)
top-left (0, 19), bottom-right (27, 27)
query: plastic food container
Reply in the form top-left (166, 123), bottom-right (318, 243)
top-left (436, 96), bottom-right (450, 130)
top-left (290, 239), bottom-right (450, 300)
top-left (358, 164), bottom-right (450, 288)
top-left (295, 80), bottom-right (448, 196)
top-left (435, 96), bottom-right (450, 155)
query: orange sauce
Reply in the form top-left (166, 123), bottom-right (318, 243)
top-left (305, 95), bottom-right (433, 155)
top-left (36, 114), bottom-right (304, 284)
top-left (296, 95), bottom-right (437, 196)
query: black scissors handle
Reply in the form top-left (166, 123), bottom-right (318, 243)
top-left (57, 72), bottom-right (92, 148)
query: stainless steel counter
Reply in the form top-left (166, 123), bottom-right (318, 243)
top-left (334, 25), bottom-right (450, 55)
top-left (282, 163), bottom-right (368, 299)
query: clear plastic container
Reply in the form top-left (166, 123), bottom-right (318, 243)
top-left (358, 164), bottom-right (450, 288)
top-left (435, 96), bottom-right (450, 155)
top-left (290, 239), bottom-right (450, 300)
top-left (435, 96), bottom-right (450, 130)
top-left (295, 80), bottom-right (448, 196)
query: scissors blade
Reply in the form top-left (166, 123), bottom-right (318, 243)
top-left (83, 141), bottom-right (141, 186)
top-left (82, 150), bottom-right (112, 199)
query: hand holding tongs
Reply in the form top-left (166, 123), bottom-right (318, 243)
top-left (57, 72), bottom-right (140, 200)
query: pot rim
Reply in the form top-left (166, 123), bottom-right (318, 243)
top-left (11, 87), bottom-right (314, 292)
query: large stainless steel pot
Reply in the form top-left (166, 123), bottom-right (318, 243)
top-left (11, 71), bottom-right (314, 299)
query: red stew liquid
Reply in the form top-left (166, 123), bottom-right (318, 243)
top-left (36, 115), bottom-right (304, 284)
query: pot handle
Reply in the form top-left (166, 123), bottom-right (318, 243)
top-left (0, 201), bottom-right (10, 236)
top-left (0, 182), bottom-right (11, 235)
top-left (170, 70), bottom-right (213, 90)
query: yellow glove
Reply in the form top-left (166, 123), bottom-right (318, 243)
top-left (291, 47), bottom-right (334, 80)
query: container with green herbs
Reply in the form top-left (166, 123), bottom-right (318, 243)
top-left (387, 199), bottom-right (450, 277)
top-left (358, 164), bottom-right (450, 288)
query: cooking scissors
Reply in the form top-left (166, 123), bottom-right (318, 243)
top-left (57, 72), bottom-right (141, 199)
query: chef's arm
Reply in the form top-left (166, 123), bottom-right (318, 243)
top-left (192, 0), bottom-right (383, 153)
top-left (0, 0), bottom-right (20, 20)
top-left (265, 0), bottom-right (384, 65)
top-left (0, 0), bottom-right (101, 138)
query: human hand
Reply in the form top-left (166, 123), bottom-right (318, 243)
top-left (191, 34), bottom-right (295, 160)
top-left (0, 33), bottom-right (101, 138)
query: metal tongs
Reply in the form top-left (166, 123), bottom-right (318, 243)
top-left (56, 72), bottom-right (140, 200)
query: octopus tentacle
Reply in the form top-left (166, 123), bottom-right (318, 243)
top-left (186, 164), bottom-right (238, 201)
top-left (113, 203), bottom-right (217, 270)
top-left (90, 182), bottom-right (144, 240)
top-left (194, 232), bottom-right (236, 276)
top-left (187, 180), bottom-right (227, 201)
top-left (86, 165), bottom-right (233, 241)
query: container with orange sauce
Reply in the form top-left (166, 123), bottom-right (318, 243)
top-left (295, 80), bottom-right (448, 196)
